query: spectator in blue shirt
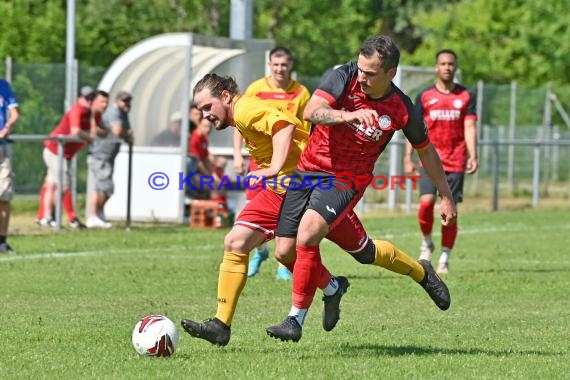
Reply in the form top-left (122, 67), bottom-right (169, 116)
top-left (0, 79), bottom-right (19, 253)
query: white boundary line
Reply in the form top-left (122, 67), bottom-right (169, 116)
top-left (2, 223), bottom-right (568, 261)
top-left (0, 251), bottom-right (102, 262)
top-left (0, 244), bottom-right (220, 262)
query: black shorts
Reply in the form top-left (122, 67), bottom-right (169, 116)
top-left (276, 171), bottom-right (362, 238)
top-left (418, 167), bottom-right (464, 203)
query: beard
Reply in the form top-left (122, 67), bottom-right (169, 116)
top-left (214, 121), bottom-right (229, 131)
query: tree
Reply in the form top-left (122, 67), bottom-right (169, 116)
top-left (252, 0), bottom-right (457, 77)
top-left (0, 1), bottom-right (66, 62)
top-left (403, 0), bottom-right (570, 87)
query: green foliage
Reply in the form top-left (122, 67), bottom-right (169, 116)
top-left (0, 0), bottom-right (229, 68)
top-left (405, 0), bottom-right (570, 88)
top-left (76, 0), bottom-right (230, 67)
top-left (1, 0), bottom-right (569, 90)
top-left (1, 208), bottom-right (569, 378)
top-left (1, 1), bottom-right (569, 131)
top-left (254, 0), bottom-right (373, 76)
top-left (0, 1), bottom-right (66, 62)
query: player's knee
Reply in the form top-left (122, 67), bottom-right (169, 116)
top-left (274, 238), bottom-right (296, 263)
top-left (349, 240), bottom-right (376, 264)
top-left (223, 230), bottom-right (248, 252)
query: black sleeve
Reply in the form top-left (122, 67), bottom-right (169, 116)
top-left (402, 100), bottom-right (429, 147)
top-left (316, 61), bottom-right (357, 104)
top-left (414, 92), bottom-right (424, 118)
top-left (466, 89), bottom-right (477, 116)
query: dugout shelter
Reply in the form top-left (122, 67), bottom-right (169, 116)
top-left (93, 33), bottom-right (273, 223)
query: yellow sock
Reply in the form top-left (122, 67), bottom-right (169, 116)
top-left (215, 251), bottom-right (249, 326)
top-left (372, 240), bottom-right (425, 282)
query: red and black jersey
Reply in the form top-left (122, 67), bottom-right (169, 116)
top-left (416, 84), bottom-right (477, 172)
top-left (298, 61), bottom-right (428, 178)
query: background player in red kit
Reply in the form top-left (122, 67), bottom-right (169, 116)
top-left (266, 35), bottom-right (457, 342)
top-left (404, 49), bottom-right (478, 274)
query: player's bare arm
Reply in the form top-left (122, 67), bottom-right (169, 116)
top-left (416, 143), bottom-right (457, 226)
top-left (304, 95), bottom-right (378, 127)
top-left (303, 94), bottom-right (344, 125)
top-left (464, 118), bottom-right (478, 174)
top-left (0, 107), bottom-right (19, 138)
top-left (232, 128), bottom-right (245, 175)
top-left (403, 140), bottom-right (417, 175)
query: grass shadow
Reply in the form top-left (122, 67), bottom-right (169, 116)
top-left (340, 343), bottom-right (564, 357)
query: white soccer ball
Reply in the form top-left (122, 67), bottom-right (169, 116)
top-left (131, 314), bottom-right (180, 357)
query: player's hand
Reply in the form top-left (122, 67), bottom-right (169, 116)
top-left (342, 109), bottom-right (378, 128)
top-left (466, 157), bottom-right (478, 175)
top-left (245, 169), bottom-right (264, 187)
top-left (439, 197), bottom-right (457, 226)
top-left (233, 155), bottom-right (245, 175)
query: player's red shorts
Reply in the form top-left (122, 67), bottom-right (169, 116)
top-left (327, 210), bottom-right (369, 254)
top-left (275, 171), bottom-right (369, 254)
top-left (235, 189), bottom-right (283, 241)
top-left (237, 187), bottom-right (369, 253)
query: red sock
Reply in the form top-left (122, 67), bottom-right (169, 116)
top-left (62, 190), bottom-right (76, 221)
top-left (37, 184), bottom-right (46, 220)
top-left (442, 223), bottom-right (458, 250)
top-left (292, 245), bottom-right (322, 309)
top-left (418, 201), bottom-right (435, 236)
top-left (317, 263), bottom-right (333, 290)
top-left (282, 258), bottom-right (332, 290)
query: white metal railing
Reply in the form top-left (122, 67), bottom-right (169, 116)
top-left (399, 139), bottom-right (570, 212)
top-left (9, 134), bottom-right (130, 230)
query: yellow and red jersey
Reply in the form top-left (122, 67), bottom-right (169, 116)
top-left (232, 95), bottom-right (309, 194)
top-left (244, 77), bottom-right (312, 134)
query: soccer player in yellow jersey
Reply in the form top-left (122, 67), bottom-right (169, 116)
top-left (243, 47), bottom-right (311, 130)
top-left (182, 73), bottom-right (350, 346)
top-left (234, 47), bottom-right (312, 280)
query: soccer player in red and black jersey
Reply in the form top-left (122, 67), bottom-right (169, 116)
top-left (266, 35), bottom-right (457, 342)
top-left (404, 49), bottom-right (478, 275)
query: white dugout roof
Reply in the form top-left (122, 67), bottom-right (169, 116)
top-left (98, 33), bottom-right (274, 148)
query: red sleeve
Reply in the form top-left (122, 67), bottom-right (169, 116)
top-left (189, 131), bottom-right (200, 156)
top-left (69, 106), bottom-right (82, 131)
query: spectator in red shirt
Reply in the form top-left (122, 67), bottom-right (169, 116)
top-left (189, 118), bottom-right (210, 162)
top-left (188, 118), bottom-right (225, 201)
top-left (37, 90), bottom-right (109, 229)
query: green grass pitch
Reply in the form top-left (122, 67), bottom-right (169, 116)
top-left (1, 208), bottom-right (569, 379)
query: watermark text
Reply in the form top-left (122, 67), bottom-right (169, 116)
top-left (146, 172), bottom-right (421, 191)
